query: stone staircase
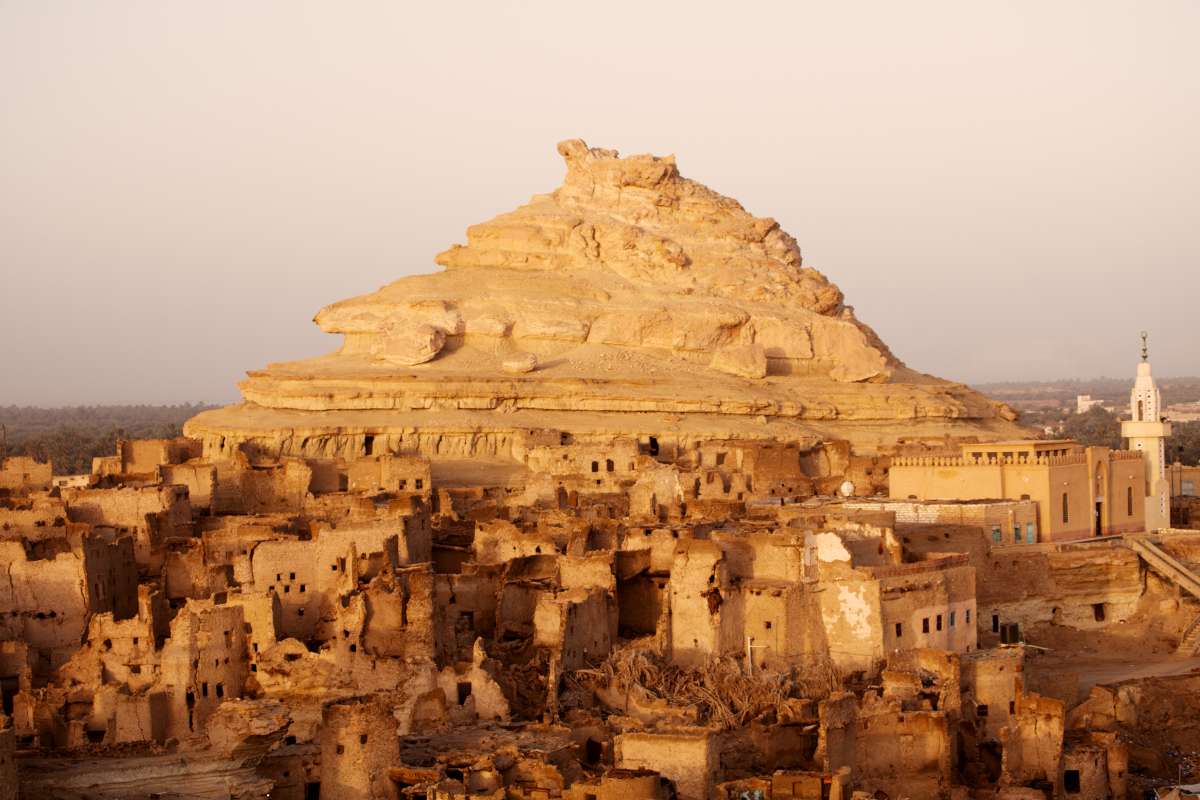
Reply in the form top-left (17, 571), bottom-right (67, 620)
top-left (1179, 615), bottom-right (1200, 656)
top-left (1125, 536), bottom-right (1200, 655)
top-left (1125, 535), bottom-right (1200, 599)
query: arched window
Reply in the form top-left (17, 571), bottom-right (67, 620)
top-left (1137, 400), bottom-right (1144, 421)
top-left (1062, 492), bottom-right (1069, 524)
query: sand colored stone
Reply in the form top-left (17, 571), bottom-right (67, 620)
top-left (188, 139), bottom-right (1022, 459)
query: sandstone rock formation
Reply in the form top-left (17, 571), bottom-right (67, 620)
top-left (186, 140), bottom-right (1024, 460)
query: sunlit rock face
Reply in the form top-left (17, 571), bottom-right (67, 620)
top-left (186, 140), bottom-right (1024, 460)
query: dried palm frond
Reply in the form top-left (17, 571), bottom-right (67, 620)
top-left (572, 645), bottom-right (839, 729)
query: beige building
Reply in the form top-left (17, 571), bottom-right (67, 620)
top-left (1170, 463), bottom-right (1200, 498)
top-left (846, 498), bottom-right (1040, 546)
top-left (889, 440), bottom-right (1146, 542)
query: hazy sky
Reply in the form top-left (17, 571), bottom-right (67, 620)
top-left (2, 1), bottom-right (1197, 405)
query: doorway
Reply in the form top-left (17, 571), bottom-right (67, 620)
top-left (1094, 501), bottom-right (1103, 536)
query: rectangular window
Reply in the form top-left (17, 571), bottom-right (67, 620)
top-left (936, 614), bottom-right (943, 631)
top-left (1025, 523), bottom-right (1035, 544)
top-left (1127, 486), bottom-right (1134, 517)
top-left (949, 611), bottom-right (956, 627)
top-left (895, 622), bottom-right (903, 638)
top-left (922, 617), bottom-right (930, 634)
top-left (1014, 525), bottom-right (1021, 543)
top-left (991, 526), bottom-right (1002, 543)
top-left (1062, 492), bottom-right (1069, 524)
top-left (966, 609), bottom-right (971, 623)
top-left (1064, 769), bottom-right (1081, 794)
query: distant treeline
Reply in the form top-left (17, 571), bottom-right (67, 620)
top-left (1020, 406), bottom-right (1200, 466)
top-left (975, 376), bottom-right (1200, 409)
top-left (0, 404), bottom-right (216, 475)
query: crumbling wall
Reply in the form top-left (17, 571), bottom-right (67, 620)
top-left (534, 587), bottom-right (616, 670)
top-left (669, 541), bottom-right (737, 667)
top-left (621, 524), bottom-right (698, 575)
top-left (241, 459), bottom-right (313, 514)
top-left (319, 696), bottom-right (401, 800)
top-left (0, 716), bottom-right (15, 800)
top-left (616, 728), bottom-right (717, 800)
top-left (0, 456), bottom-right (52, 492)
top-left (360, 566), bottom-right (436, 660)
top-left (854, 705), bottom-right (952, 799)
top-left (814, 567), bottom-right (882, 673)
top-left (435, 639), bottom-right (510, 724)
top-left (57, 608), bottom-right (160, 698)
top-left (209, 454), bottom-right (312, 515)
top-left (978, 542), bottom-right (1143, 632)
top-left (0, 540), bottom-right (95, 660)
top-left (524, 438), bottom-right (640, 480)
top-left (564, 768), bottom-right (662, 800)
top-left (882, 648), bottom-right (962, 716)
top-left (160, 462), bottom-right (217, 512)
top-left (436, 564), bottom-right (502, 665)
top-left (63, 484), bottom-right (191, 571)
top-left (118, 438), bottom-right (202, 477)
top-left (1060, 739), bottom-right (1110, 799)
top-left (999, 692), bottom-right (1064, 789)
top-left (159, 601), bottom-right (250, 739)
top-left (347, 454), bottom-right (431, 495)
top-left (817, 693), bottom-right (857, 772)
top-left (961, 647), bottom-right (1025, 742)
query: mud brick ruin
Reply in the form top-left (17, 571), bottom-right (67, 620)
top-left (3, 141), bottom-right (1199, 800)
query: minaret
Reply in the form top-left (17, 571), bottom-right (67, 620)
top-left (1121, 331), bottom-right (1172, 530)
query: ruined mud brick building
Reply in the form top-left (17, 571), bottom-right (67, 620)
top-left (3, 141), bottom-right (1199, 800)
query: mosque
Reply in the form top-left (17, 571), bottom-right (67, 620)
top-left (890, 333), bottom-right (1173, 541)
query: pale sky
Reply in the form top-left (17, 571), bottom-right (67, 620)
top-left (1, 1), bottom-right (1197, 405)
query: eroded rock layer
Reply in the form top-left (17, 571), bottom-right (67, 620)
top-left (186, 140), bottom-right (1024, 457)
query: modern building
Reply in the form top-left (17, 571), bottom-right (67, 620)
top-left (889, 441), bottom-right (1146, 543)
